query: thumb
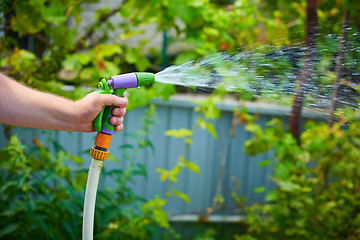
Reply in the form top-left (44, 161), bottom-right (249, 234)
top-left (96, 94), bottom-right (128, 107)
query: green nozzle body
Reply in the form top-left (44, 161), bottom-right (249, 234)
top-left (94, 72), bottom-right (155, 134)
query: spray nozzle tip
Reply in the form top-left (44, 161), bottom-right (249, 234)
top-left (135, 72), bottom-right (155, 86)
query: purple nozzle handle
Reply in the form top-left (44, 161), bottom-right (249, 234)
top-left (108, 73), bottom-right (138, 89)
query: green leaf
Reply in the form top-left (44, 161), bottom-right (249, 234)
top-left (135, 55), bottom-right (151, 72)
top-left (132, 163), bottom-right (148, 178)
top-left (77, 53), bottom-right (92, 65)
top-left (75, 172), bottom-right (88, 188)
top-left (174, 51), bottom-right (198, 65)
top-left (245, 123), bottom-right (262, 136)
top-left (125, 48), bottom-right (138, 63)
top-left (193, 96), bottom-right (222, 119)
top-left (277, 180), bottom-right (301, 192)
top-left (119, 144), bottom-right (133, 149)
top-left (18, 49), bottom-right (36, 61)
top-left (42, 6), bottom-right (67, 24)
top-left (153, 82), bottom-right (176, 101)
top-left (206, 122), bottom-right (218, 138)
top-left (213, 194), bottom-right (225, 204)
top-left (145, 198), bottom-right (167, 208)
top-left (96, 44), bottom-right (122, 59)
top-left (165, 129), bottom-right (193, 138)
top-left (253, 186), bottom-right (266, 193)
top-left (258, 160), bottom-right (272, 167)
top-left (156, 168), bottom-right (169, 181)
top-left (126, 87), bottom-right (153, 111)
top-left (179, 156), bottom-right (200, 174)
top-left (47, 25), bottom-right (74, 49)
top-left (0, 223), bottom-right (19, 238)
top-left (173, 190), bottom-right (190, 203)
top-left (99, 61), bottom-right (121, 78)
top-left (12, 1), bottom-right (45, 36)
top-left (188, 0), bottom-right (208, 7)
top-left (107, 154), bottom-right (120, 163)
top-left (265, 189), bottom-right (278, 202)
top-left (79, 68), bottom-right (95, 80)
top-left (62, 55), bottom-right (82, 73)
top-left (69, 155), bottom-right (84, 164)
top-left (122, 151), bottom-right (131, 160)
top-left (138, 139), bottom-right (154, 150)
top-left (153, 208), bottom-right (169, 228)
top-left (185, 138), bottom-right (193, 145)
top-left (196, 117), bottom-right (218, 138)
top-left (95, 7), bottom-right (110, 21)
top-left (169, 166), bottom-right (181, 182)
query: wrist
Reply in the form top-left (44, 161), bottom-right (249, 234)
top-left (70, 100), bottom-right (87, 132)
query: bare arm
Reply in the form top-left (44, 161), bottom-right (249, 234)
top-left (0, 73), bottom-right (127, 132)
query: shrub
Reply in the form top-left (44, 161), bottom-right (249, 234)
top-left (237, 109), bottom-right (360, 239)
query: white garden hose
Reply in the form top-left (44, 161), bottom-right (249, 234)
top-left (82, 72), bottom-right (155, 239)
top-left (82, 158), bottom-right (103, 240)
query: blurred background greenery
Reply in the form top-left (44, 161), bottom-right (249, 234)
top-left (1, 0), bottom-right (360, 239)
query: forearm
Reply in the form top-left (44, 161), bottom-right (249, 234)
top-left (0, 73), bottom-right (79, 131)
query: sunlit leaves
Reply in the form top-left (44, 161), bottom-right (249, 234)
top-left (42, 5), bottom-right (67, 24)
top-left (173, 189), bottom-right (190, 203)
top-left (240, 106), bottom-right (360, 239)
top-left (96, 44), bottom-right (123, 59)
top-left (258, 160), bottom-right (272, 167)
top-left (156, 156), bottom-right (200, 183)
top-left (5, 49), bottom-right (37, 73)
top-left (253, 186), bottom-right (266, 193)
top-left (179, 156), bottom-right (200, 174)
top-left (196, 116), bottom-right (218, 138)
top-left (153, 82), bottom-right (176, 101)
top-left (142, 198), bottom-right (170, 228)
top-left (165, 128), bottom-right (193, 138)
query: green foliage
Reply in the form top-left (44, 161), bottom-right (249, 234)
top-left (0, 108), bottom-right (176, 240)
top-left (237, 109), bottom-right (360, 239)
top-left (1, 0), bottom-right (359, 107)
top-left (0, 135), bottom-right (84, 239)
top-left (165, 128), bottom-right (193, 139)
top-left (193, 229), bottom-right (216, 240)
top-left (1, 1), bottom-right (360, 239)
top-left (156, 156), bottom-right (200, 184)
top-left (193, 94), bottom-right (223, 138)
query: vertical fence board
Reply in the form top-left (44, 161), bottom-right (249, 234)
top-left (165, 107), bottom-right (193, 214)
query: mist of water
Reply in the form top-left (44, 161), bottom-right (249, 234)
top-left (155, 36), bottom-right (360, 115)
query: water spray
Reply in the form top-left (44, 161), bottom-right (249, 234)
top-left (83, 72), bottom-right (155, 240)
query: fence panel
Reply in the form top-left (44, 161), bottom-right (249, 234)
top-left (0, 95), bottom-right (323, 215)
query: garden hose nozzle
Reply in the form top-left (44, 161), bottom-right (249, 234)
top-left (90, 72), bottom-right (155, 160)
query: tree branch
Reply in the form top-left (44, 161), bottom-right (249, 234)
top-left (328, 10), bottom-right (349, 127)
top-left (73, 0), bottom-right (129, 50)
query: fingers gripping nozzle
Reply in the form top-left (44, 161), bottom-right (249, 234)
top-left (91, 72), bottom-right (155, 160)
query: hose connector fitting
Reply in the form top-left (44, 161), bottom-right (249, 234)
top-left (90, 146), bottom-right (109, 160)
top-left (90, 132), bottom-right (112, 160)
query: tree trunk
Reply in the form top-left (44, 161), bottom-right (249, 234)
top-left (289, 0), bottom-right (317, 145)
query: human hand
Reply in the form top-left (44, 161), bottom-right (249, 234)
top-left (74, 92), bottom-right (128, 132)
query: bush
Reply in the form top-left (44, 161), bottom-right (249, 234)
top-left (0, 133), bottom-right (172, 240)
top-left (237, 109), bottom-right (360, 239)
